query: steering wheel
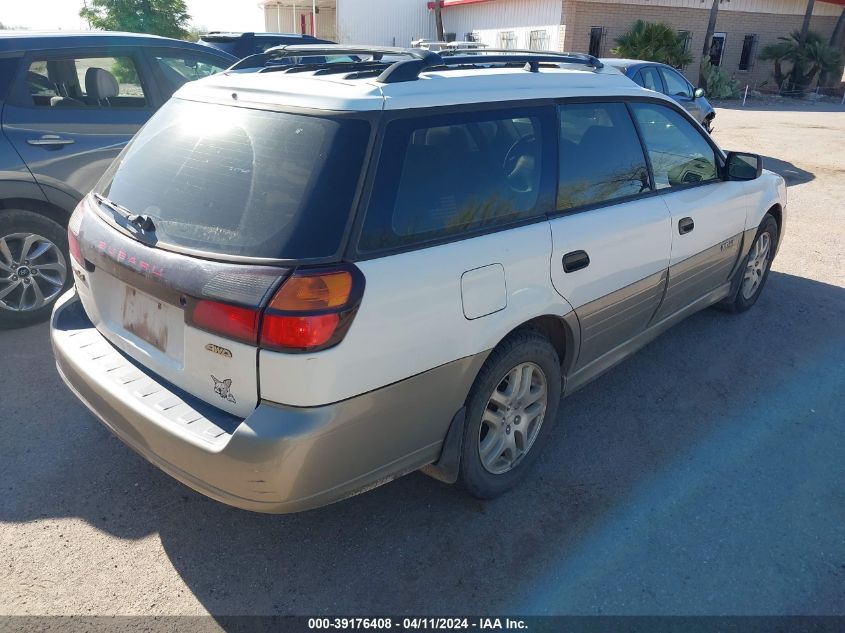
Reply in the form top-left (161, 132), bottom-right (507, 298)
top-left (502, 136), bottom-right (538, 194)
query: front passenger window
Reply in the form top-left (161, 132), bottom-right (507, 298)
top-left (659, 68), bottom-right (693, 99)
top-left (631, 102), bottom-right (718, 189)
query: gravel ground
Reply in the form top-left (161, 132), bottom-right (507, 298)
top-left (1, 102), bottom-right (844, 617)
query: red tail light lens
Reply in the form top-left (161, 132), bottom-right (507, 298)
top-left (67, 229), bottom-right (84, 266)
top-left (190, 300), bottom-right (260, 344)
top-left (261, 313), bottom-right (341, 349)
top-left (260, 265), bottom-right (364, 353)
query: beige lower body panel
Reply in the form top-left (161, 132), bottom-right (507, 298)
top-left (52, 290), bottom-right (489, 514)
top-left (574, 270), bottom-right (668, 370)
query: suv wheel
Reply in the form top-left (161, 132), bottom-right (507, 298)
top-left (0, 210), bottom-right (71, 329)
top-left (725, 213), bottom-right (778, 313)
top-left (459, 330), bottom-right (562, 499)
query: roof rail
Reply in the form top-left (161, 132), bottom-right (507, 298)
top-left (226, 44), bottom-right (604, 83)
top-left (228, 45), bottom-right (437, 72)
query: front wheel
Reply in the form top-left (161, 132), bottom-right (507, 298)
top-left (725, 214), bottom-right (778, 313)
top-left (459, 330), bottom-right (562, 499)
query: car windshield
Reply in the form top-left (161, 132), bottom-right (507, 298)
top-left (96, 99), bottom-right (370, 260)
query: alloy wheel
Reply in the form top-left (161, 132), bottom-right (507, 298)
top-left (0, 232), bottom-right (68, 312)
top-left (741, 231), bottom-right (771, 300)
top-left (478, 361), bottom-right (548, 475)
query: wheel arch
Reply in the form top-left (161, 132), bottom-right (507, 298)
top-left (0, 197), bottom-right (71, 228)
top-left (501, 312), bottom-right (580, 378)
top-left (766, 203), bottom-right (783, 243)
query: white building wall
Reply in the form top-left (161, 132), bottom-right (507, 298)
top-left (264, 5), bottom-right (338, 40)
top-left (443, 0), bottom-right (563, 49)
top-left (578, 0), bottom-right (842, 16)
top-left (336, 0), bottom-right (434, 46)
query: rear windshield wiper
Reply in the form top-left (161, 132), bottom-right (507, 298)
top-left (93, 193), bottom-right (156, 233)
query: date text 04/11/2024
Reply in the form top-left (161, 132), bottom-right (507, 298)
top-left (307, 618), bottom-right (529, 630)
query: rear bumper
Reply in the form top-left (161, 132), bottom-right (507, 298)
top-left (51, 290), bottom-right (485, 513)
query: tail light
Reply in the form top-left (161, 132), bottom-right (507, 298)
top-left (187, 264), bottom-right (364, 353)
top-left (260, 265), bottom-right (364, 353)
top-left (68, 229), bottom-right (84, 266)
top-left (67, 200), bottom-right (87, 266)
top-left (189, 300), bottom-right (260, 344)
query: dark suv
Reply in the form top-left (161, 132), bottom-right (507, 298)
top-left (199, 32), bottom-right (333, 59)
top-left (0, 32), bottom-right (236, 328)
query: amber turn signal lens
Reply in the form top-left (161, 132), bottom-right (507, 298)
top-left (269, 271), bottom-right (353, 311)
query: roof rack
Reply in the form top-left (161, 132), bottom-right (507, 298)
top-left (227, 44), bottom-right (604, 83)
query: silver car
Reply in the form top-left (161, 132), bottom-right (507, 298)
top-left (603, 59), bottom-right (716, 132)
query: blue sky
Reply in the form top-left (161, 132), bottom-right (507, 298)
top-left (3, 0), bottom-right (265, 32)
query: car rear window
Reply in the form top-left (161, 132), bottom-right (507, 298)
top-left (96, 98), bottom-right (370, 260)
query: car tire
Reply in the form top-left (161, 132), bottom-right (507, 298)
top-left (0, 210), bottom-right (71, 329)
top-left (724, 213), bottom-right (778, 313)
top-left (459, 329), bottom-right (562, 499)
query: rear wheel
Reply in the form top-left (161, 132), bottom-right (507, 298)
top-left (0, 210), bottom-right (70, 329)
top-left (459, 330), bottom-right (562, 499)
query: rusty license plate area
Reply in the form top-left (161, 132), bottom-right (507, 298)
top-left (122, 286), bottom-right (173, 353)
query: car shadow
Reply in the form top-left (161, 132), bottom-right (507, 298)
top-left (1, 270), bottom-right (843, 615)
top-left (761, 155), bottom-right (815, 186)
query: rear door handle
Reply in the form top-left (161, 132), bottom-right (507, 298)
top-left (27, 135), bottom-right (74, 147)
top-left (562, 250), bottom-right (590, 273)
top-left (678, 217), bottom-right (695, 235)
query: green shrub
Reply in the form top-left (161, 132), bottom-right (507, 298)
top-left (699, 58), bottom-right (741, 98)
top-left (612, 20), bottom-right (693, 68)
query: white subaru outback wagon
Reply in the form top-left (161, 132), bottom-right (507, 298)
top-left (51, 46), bottom-right (787, 513)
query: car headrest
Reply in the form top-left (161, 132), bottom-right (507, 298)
top-left (46, 59), bottom-right (82, 97)
top-left (85, 67), bottom-right (119, 101)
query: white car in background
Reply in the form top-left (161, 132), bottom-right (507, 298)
top-left (51, 46), bottom-right (786, 513)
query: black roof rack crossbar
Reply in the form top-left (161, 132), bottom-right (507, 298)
top-left (378, 50), bottom-right (603, 83)
top-left (228, 44), bottom-right (438, 71)
top-left (226, 44), bottom-right (603, 83)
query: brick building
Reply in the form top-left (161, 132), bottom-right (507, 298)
top-left (262, 0), bottom-right (845, 87)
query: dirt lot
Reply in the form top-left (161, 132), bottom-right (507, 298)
top-left (1, 102), bottom-right (844, 617)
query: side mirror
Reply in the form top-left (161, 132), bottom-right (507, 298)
top-left (725, 151), bottom-right (763, 181)
top-left (694, 87), bottom-right (706, 99)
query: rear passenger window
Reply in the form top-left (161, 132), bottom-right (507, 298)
top-left (557, 103), bottom-right (651, 210)
top-left (25, 56), bottom-right (147, 108)
top-left (359, 107), bottom-right (554, 253)
top-left (635, 67), bottom-right (662, 92)
top-left (631, 102), bottom-right (719, 188)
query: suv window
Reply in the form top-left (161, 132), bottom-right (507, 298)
top-left (359, 107), bottom-right (553, 253)
top-left (153, 52), bottom-right (230, 97)
top-left (25, 56), bottom-right (147, 108)
top-left (631, 102), bottom-right (719, 188)
top-left (634, 67), bottom-right (662, 92)
top-left (96, 99), bottom-right (371, 260)
top-left (659, 67), bottom-right (692, 99)
top-left (558, 103), bottom-right (650, 209)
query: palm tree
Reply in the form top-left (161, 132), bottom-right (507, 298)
top-left (700, 0), bottom-right (721, 87)
top-left (759, 29), bottom-right (844, 93)
top-left (612, 21), bottom-right (693, 68)
top-left (433, 0), bottom-right (445, 42)
top-left (819, 6), bottom-right (845, 85)
top-left (800, 0), bottom-right (816, 43)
